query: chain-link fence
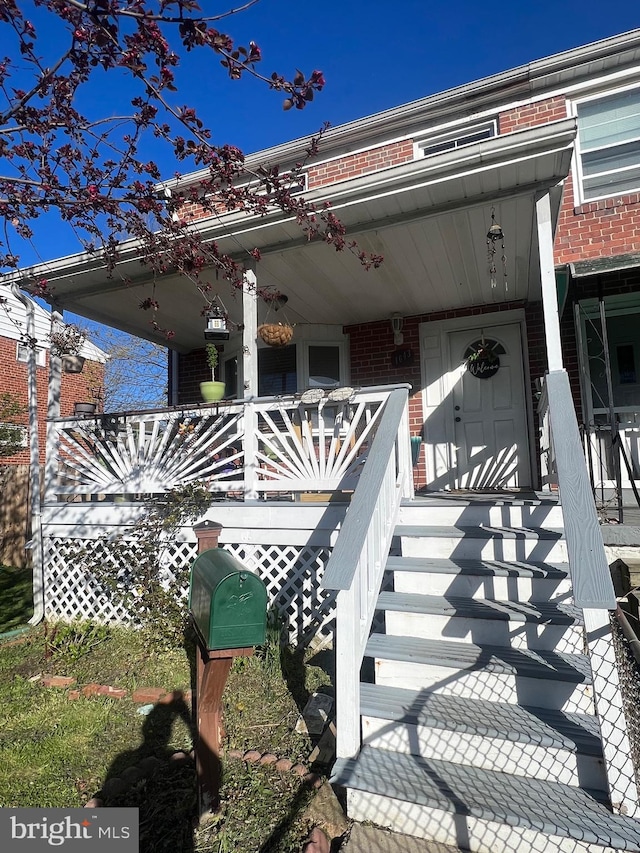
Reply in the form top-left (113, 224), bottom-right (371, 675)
top-left (610, 609), bottom-right (640, 792)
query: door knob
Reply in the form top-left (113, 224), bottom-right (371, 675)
top-left (455, 417), bottom-right (461, 422)
top-left (454, 405), bottom-right (460, 411)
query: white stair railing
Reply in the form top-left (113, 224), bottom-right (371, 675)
top-left (320, 386), bottom-right (412, 759)
top-left (541, 369), bottom-right (639, 817)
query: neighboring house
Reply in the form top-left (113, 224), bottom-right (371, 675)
top-left (0, 287), bottom-right (106, 565)
top-left (8, 29), bottom-right (640, 851)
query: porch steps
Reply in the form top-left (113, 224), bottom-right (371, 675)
top-left (332, 746), bottom-right (640, 852)
top-left (331, 497), bottom-right (640, 851)
top-left (359, 683), bottom-right (606, 788)
top-left (378, 591), bottom-right (583, 652)
top-left (396, 523), bottom-right (567, 561)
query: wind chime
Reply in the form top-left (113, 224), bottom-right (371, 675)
top-left (486, 207), bottom-right (508, 292)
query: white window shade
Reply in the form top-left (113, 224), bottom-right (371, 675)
top-left (577, 88), bottom-right (640, 202)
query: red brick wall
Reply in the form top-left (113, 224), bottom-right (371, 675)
top-left (177, 348), bottom-right (209, 405)
top-left (555, 176), bottom-right (640, 266)
top-left (498, 96), bottom-right (568, 134)
top-left (0, 337), bottom-right (104, 466)
top-left (175, 140), bottom-right (416, 223)
top-left (307, 140), bottom-right (415, 189)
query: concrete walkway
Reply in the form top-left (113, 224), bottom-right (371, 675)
top-left (339, 825), bottom-right (464, 853)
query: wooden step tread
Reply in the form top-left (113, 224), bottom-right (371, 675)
top-left (386, 555), bottom-right (570, 578)
top-left (359, 683), bottom-right (602, 755)
top-left (376, 591), bottom-right (581, 624)
top-left (365, 633), bottom-right (592, 683)
top-left (395, 524), bottom-right (564, 540)
top-left (331, 746), bottom-right (640, 849)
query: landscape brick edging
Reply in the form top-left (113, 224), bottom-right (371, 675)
top-left (36, 673), bottom-right (322, 808)
top-left (84, 749), bottom-right (321, 810)
top-left (40, 674), bottom-right (191, 705)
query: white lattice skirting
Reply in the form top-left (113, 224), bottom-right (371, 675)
top-left (43, 536), bottom-right (336, 648)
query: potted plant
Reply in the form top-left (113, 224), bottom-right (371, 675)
top-left (74, 370), bottom-right (103, 417)
top-left (50, 323), bottom-right (87, 373)
top-left (200, 343), bottom-right (225, 402)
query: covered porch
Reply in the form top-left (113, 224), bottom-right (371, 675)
top-left (18, 117), bottom-right (578, 497)
top-left (14, 113), bottom-right (640, 844)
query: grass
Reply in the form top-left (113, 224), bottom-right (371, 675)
top-left (0, 608), bottom-right (335, 852)
top-left (0, 564), bottom-right (34, 632)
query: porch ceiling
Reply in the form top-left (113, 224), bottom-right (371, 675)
top-left (15, 118), bottom-right (576, 353)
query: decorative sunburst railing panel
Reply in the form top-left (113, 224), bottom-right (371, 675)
top-left (47, 386), bottom-right (405, 500)
top-left (54, 407), bottom-right (244, 496)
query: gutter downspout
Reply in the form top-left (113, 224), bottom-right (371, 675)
top-left (9, 284), bottom-right (44, 626)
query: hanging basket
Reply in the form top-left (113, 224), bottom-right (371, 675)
top-left (258, 323), bottom-right (294, 347)
top-left (61, 354), bottom-right (86, 374)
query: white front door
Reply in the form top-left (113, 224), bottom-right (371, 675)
top-left (448, 323), bottom-right (530, 489)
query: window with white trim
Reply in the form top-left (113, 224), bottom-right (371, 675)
top-left (575, 87), bottom-right (640, 203)
top-left (415, 121), bottom-right (496, 159)
top-left (16, 342), bottom-right (46, 366)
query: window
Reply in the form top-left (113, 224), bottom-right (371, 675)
top-left (617, 344), bottom-right (637, 385)
top-left (416, 121), bottom-right (496, 160)
top-left (16, 342), bottom-right (46, 367)
top-left (308, 345), bottom-right (341, 388)
top-left (258, 346), bottom-right (297, 396)
top-left (223, 355), bottom-right (238, 399)
top-left (576, 88), bottom-right (640, 202)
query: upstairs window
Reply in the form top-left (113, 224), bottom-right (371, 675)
top-left (16, 342), bottom-right (46, 367)
top-left (415, 121), bottom-right (496, 159)
top-left (576, 87), bottom-right (640, 203)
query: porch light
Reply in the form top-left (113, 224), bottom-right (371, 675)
top-left (390, 313), bottom-right (404, 346)
top-left (204, 305), bottom-right (229, 342)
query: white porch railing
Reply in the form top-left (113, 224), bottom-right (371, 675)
top-left (45, 384), bottom-right (409, 501)
top-left (319, 386), bottom-right (412, 759)
top-left (540, 370), bottom-right (639, 817)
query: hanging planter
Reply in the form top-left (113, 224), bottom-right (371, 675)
top-left (74, 401), bottom-right (97, 416)
top-left (61, 354), bottom-right (86, 374)
top-left (258, 322), bottom-right (294, 347)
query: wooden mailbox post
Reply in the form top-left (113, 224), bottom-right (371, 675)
top-left (191, 522), bottom-right (268, 813)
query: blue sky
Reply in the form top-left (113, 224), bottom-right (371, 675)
top-left (8, 0), bottom-right (639, 268)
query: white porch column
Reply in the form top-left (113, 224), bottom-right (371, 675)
top-left (242, 268), bottom-right (258, 399)
top-left (536, 191), bottom-right (564, 371)
top-left (242, 268), bottom-right (259, 500)
top-left (44, 312), bottom-right (62, 503)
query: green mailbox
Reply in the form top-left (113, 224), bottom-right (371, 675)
top-left (189, 548), bottom-right (268, 650)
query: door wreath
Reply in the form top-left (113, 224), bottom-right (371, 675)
top-left (464, 339), bottom-right (504, 379)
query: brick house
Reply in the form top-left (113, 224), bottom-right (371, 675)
top-left (7, 29), bottom-right (640, 848)
top-left (0, 288), bottom-right (106, 465)
top-left (15, 28), bottom-right (640, 502)
top-left (0, 287), bottom-right (105, 565)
